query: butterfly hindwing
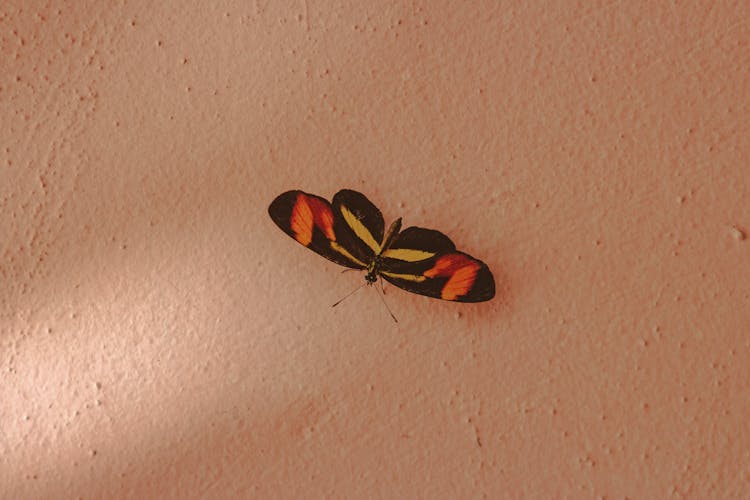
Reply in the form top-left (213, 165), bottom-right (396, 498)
top-left (268, 190), bottom-right (367, 269)
top-left (331, 189), bottom-right (385, 264)
top-left (380, 226), bottom-right (455, 273)
top-left (379, 227), bottom-right (495, 303)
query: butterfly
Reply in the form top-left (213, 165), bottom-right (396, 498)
top-left (268, 189), bottom-right (495, 306)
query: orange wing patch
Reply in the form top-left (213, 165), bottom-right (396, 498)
top-left (424, 253), bottom-right (481, 300)
top-left (291, 193), bottom-right (335, 245)
top-left (308, 196), bottom-right (335, 239)
top-left (290, 194), bottom-right (313, 245)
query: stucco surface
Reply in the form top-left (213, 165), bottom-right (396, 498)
top-left (2, 1), bottom-right (749, 498)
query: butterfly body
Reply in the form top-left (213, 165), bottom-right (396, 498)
top-left (269, 189), bottom-right (495, 303)
top-left (362, 216), bottom-right (401, 284)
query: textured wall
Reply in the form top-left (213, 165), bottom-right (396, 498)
top-left (2, 1), bottom-right (749, 497)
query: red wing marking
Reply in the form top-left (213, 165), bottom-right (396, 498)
top-left (424, 253), bottom-right (481, 300)
top-left (290, 194), bottom-right (313, 245)
top-left (308, 196), bottom-right (335, 239)
top-left (291, 193), bottom-right (335, 246)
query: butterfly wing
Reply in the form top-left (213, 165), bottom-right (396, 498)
top-left (268, 190), bottom-right (368, 269)
top-left (379, 227), bottom-right (495, 302)
top-left (331, 189), bottom-right (385, 265)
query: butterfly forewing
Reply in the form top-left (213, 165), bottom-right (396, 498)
top-left (381, 251), bottom-right (495, 303)
top-left (268, 190), bottom-right (367, 269)
top-left (379, 227), bottom-right (495, 302)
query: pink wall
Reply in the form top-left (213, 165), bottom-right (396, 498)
top-left (2, 1), bottom-right (749, 497)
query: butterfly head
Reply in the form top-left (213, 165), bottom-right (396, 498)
top-left (365, 268), bottom-right (378, 285)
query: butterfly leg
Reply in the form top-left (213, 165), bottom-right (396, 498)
top-left (373, 279), bottom-right (398, 323)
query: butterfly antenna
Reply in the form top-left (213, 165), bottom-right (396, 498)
top-left (332, 281), bottom-right (368, 308)
top-left (375, 278), bottom-right (398, 323)
top-left (340, 268), bottom-right (360, 274)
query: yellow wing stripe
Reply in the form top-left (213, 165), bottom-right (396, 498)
top-left (341, 205), bottom-right (381, 253)
top-left (381, 271), bottom-right (426, 282)
top-left (381, 248), bottom-right (435, 262)
top-left (330, 241), bottom-right (366, 267)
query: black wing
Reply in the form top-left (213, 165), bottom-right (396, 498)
top-left (379, 227), bottom-right (495, 302)
top-left (268, 190), bottom-right (367, 269)
top-left (330, 189), bottom-right (385, 265)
